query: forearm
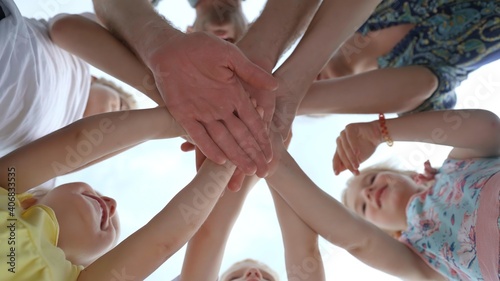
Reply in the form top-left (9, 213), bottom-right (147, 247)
top-left (0, 108), bottom-right (183, 192)
top-left (180, 176), bottom-right (258, 280)
top-left (79, 160), bottom-right (236, 281)
top-left (49, 14), bottom-right (163, 105)
top-left (266, 150), bottom-right (439, 280)
top-left (237, 0), bottom-right (321, 71)
top-left (267, 150), bottom-right (365, 248)
top-left (275, 0), bottom-right (381, 99)
top-left (269, 188), bottom-right (325, 281)
top-left (383, 109), bottom-right (500, 156)
top-left (92, 0), bottom-right (182, 64)
top-left (298, 66), bottom-right (436, 115)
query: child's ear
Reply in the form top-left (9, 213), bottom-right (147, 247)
top-left (186, 26), bottom-right (194, 33)
top-left (21, 197), bottom-right (38, 209)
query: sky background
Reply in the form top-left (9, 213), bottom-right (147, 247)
top-left (14, 0), bottom-right (500, 280)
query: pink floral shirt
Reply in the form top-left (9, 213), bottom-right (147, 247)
top-left (400, 158), bottom-right (500, 280)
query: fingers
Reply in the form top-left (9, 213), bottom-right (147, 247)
top-left (236, 98), bottom-right (273, 165)
top-left (335, 131), bottom-right (360, 175)
top-left (180, 120), bottom-right (227, 165)
top-left (223, 114), bottom-right (270, 177)
top-left (332, 152), bottom-right (347, 175)
top-left (180, 141), bottom-right (195, 152)
top-left (251, 91), bottom-right (275, 136)
top-left (203, 119), bottom-right (258, 175)
top-left (229, 47), bottom-right (278, 91)
top-left (227, 168), bottom-right (246, 192)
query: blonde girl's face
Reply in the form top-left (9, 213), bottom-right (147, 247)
top-left (37, 182), bottom-right (120, 266)
top-left (344, 171), bottom-right (423, 232)
top-left (221, 260), bottom-right (277, 281)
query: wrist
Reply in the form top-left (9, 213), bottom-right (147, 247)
top-left (274, 62), bottom-right (316, 100)
top-left (133, 16), bottom-right (185, 66)
top-left (237, 41), bottom-right (275, 73)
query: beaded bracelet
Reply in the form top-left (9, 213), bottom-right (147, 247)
top-left (378, 113), bottom-right (394, 147)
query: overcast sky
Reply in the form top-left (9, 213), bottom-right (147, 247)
top-left (14, 1), bottom-right (500, 280)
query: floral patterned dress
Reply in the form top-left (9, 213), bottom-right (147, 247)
top-left (400, 157), bottom-right (500, 280)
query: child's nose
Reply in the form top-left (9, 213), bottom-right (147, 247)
top-left (362, 187), bottom-right (374, 201)
top-left (102, 196), bottom-right (117, 218)
top-left (245, 268), bottom-right (262, 279)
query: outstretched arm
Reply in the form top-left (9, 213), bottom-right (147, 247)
top-left (48, 14), bottom-right (163, 105)
top-left (92, 0), bottom-right (277, 177)
top-left (179, 176), bottom-right (258, 281)
top-left (272, 0), bottom-right (381, 137)
top-left (297, 66), bottom-right (437, 116)
top-left (79, 159), bottom-right (236, 281)
top-left (0, 107), bottom-right (184, 193)
top-left (266, 143), bottom-right (443, 281)
top-left (268, 187), bottom-right (325, 281)
top-left (333, 109), bottom-right (500, 174)
top-left (236, 0), bottom-right (321, 130)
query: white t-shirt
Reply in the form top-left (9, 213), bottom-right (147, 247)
top-left (0, 0), bottom-right (90, 157)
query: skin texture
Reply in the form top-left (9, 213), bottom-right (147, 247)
top-left (26, 182), bottom-right (120, 267)
top-left (220, 260), bottom-right (278, 281)
top-left (344, 171), bottom-right (423, 233)
top-left (264, 130), bottom-right (445, 280)
top-left (261, 109), bottom-right (500, 280)
top-left (84, 81), bottom-right (121, 117)
top-left (270, 0), bottom-right (382, 139)
top-left (179, 131), bottom-right (324, 281)
top-left (184, 0), bottom-right (323, 191)
top-left (298, 24), bottom-right (438, 116)
top-left (187, 0), bottom-right (248, 43)
top-left (93, 0), bottom-right (278, 177)
top-left (0, 106), bottom-right (243, 280)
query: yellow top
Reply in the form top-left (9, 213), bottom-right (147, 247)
top-left (0, 187), bottom-right (83, 281)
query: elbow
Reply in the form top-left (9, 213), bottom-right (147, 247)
top-left (343, 236), bottom-right (370, 256)
top-left (48, 14), bottom-right (76, 45)
top-left (405, 67), bottom-right (439, 113)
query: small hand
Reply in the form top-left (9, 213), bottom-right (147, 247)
top-left (149, 32), bottom-right (278, 177)
top-left (333, 121), bottom-right (381, 175)
top-left (413, 160), bottom-right (438, 185)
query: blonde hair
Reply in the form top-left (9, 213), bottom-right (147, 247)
top-left (341, 162), bottom-right (418, 239)
top-left (220, 259), bottom-right (279, 281)
top-left (25, 186), bottom-right (51, 200)
top-left (92, 77), bottom-right (139, 110)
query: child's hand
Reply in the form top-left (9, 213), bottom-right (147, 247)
top-left (333, 121), bottom-right (381, 175)
top-left (412, 160), bottom-right (438, 185)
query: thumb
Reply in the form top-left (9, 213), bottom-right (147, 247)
top-left (229, 48), bottom-right (278, 91)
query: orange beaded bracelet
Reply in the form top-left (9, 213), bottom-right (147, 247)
top-left (378, 113), bottom-right (394, 147)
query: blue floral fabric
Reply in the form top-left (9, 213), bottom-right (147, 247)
top-left (358, 0), bottom-right (500, 115)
